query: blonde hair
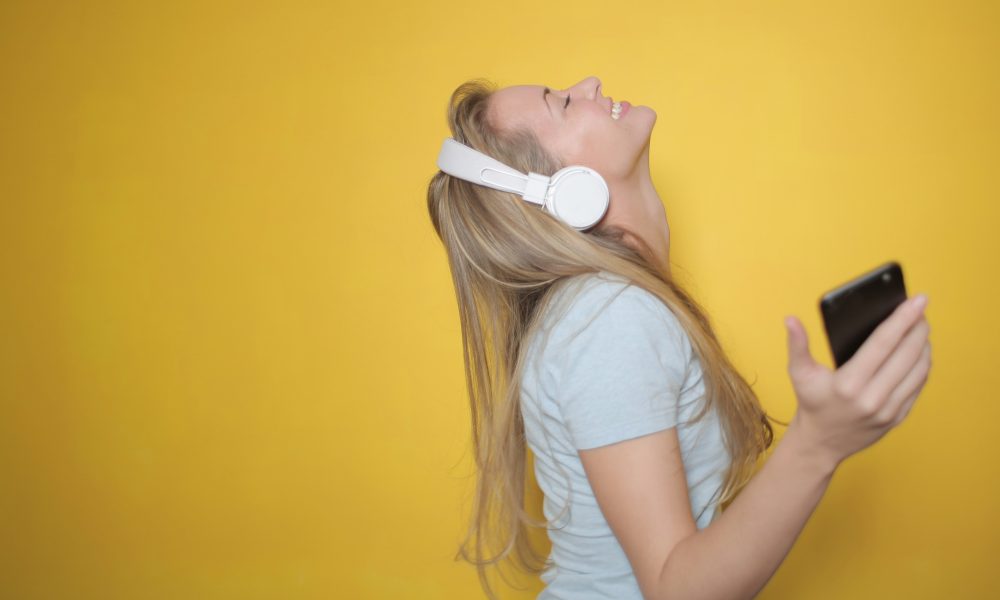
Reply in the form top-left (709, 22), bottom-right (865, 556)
top-left (426, 78), bottom-right (780, 599)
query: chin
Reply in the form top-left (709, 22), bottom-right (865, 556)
top-left (629, 105), bottom-right (656, 137)
top-left (645, 106), bottom-right (658, 129)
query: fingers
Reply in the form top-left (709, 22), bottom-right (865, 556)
top-left (785, 316), bottom-right (816, 378)
top-left (886, 341), bottom-right (932, 427)
top-left (864, 316), bottom-right (930, 411)
top-left (840, 294), bottom-right (928, 387)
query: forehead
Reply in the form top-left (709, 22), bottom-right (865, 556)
top-left (490, 84), bottom-right (550, 133)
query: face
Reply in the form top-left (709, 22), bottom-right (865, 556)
top-left (489, 76), bottom-right (670, 270)
top-left (487, 75), bottom-right (656, 181)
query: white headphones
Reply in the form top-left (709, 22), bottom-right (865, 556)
top-left (436, 137), bottom-right (610, 231)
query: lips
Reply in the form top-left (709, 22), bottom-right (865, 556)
top-left (608, 97), bottom-right (630, 120)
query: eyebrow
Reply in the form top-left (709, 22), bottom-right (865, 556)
top-left (542, 87), bottom-right (553, 116)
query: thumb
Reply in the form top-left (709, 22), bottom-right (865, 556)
top-left (784, 315), bottom-right (819, 377)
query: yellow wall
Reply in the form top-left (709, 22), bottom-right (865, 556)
top-left (1, 1), bottom-right (997, 598)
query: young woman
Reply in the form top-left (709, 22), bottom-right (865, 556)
top-left (425, 75), bottom-right (932, 600)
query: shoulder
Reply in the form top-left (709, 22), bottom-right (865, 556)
top-left (535, 273), bottom-right (696, 450)
top-left (541, 272), bottom-right (689, 357)
top-left (550, 272), bottom-right (682, 332)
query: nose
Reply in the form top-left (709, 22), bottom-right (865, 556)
top-left (564, 75), bottom-right (603, 100)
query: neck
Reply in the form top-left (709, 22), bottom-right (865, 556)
top-left (600, 141), bottom-right (671, 275)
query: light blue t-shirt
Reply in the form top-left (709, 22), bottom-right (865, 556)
top-left (520, 272), bottom-right (731, 599)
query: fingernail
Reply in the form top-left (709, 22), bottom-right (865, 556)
top-left (913, 294), bottom-right (928, 309)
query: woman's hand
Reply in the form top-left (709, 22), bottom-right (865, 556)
top-left (783, 294), bottom-right (932, 468)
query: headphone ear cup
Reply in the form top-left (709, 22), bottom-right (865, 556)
top-left (547, 166), bottom-right (610, 230)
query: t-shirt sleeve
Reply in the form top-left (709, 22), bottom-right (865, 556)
top-left (552, 281), bottom-right (690, 450)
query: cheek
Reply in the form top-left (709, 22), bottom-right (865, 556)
top-left (558, 117), bottom-right (634, 175)
top-left (595, 131), bottom-right (639, 177)
top-left (572, 121), bottom-right (623, 169)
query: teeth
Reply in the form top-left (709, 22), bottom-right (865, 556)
top-left (611, 101), bottom-right (622, 120)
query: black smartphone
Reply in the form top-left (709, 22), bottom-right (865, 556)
top-left (819, 261), bottom-right (909, 368)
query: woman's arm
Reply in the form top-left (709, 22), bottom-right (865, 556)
top-left (658, 417), bottom-right (836, 599)
top-left (580, 294), bottom-right (931, 600)
top-left (580, 419), bottom-right (834, 600)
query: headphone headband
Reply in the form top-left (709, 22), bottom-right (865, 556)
top-left (435, 137), bottom-right (609, 231)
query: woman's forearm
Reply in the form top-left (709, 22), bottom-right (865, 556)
top-left (655, 419), bottom-right (839, 600)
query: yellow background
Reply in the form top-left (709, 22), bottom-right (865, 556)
top-left (1, 1), bottom-right (997, 598)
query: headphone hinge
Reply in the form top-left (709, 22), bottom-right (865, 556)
top-left (521, 172), bottom-right (550, 206)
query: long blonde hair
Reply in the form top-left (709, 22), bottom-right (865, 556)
top-left (426, 78), bottom-right (779, 599)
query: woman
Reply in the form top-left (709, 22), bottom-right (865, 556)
top-left (425, 75), bottom-right (932, 600)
